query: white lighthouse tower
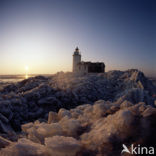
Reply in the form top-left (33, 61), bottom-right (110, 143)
top-left (73, 47), bottom-right (81, 72)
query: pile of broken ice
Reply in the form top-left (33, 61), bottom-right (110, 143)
top-left (0, 99), bottom-right (156, 155)
top-left (0, 69), bottom-right (156, 155)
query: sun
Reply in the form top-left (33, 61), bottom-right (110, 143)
top-left (25, 66), bottom-right (29, 71)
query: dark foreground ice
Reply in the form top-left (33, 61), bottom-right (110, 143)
top-left (0, 69), bottom-right (156, 156)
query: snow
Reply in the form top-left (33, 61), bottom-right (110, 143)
top-left (0, 69), bottom-right (156, 155)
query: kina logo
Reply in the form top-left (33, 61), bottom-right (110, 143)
top-left (121, 144), bottom-right (155, 155)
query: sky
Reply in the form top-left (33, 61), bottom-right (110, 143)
top-left (0, 0), bottom-right (156, 76)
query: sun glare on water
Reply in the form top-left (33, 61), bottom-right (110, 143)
top-left (25, 66), bottom-right (29, 79)
top-left (25, 74), bottom-right (29, 79)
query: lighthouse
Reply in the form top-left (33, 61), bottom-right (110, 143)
top-left (72, 47), bottom-right (105, 74)
top-left (73, 47), bottom-right (81, 72)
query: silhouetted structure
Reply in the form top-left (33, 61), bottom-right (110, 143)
top-left (73, 47), bottom-right (105, 74)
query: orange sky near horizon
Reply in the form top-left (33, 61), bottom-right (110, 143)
top-left (0, 0), bottom-right (155, 77)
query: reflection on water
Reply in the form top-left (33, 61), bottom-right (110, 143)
top-left (0, 74), bottom-right (51, 83)
top-left (25, 74), bottom-right (29, 79)
top-left (0, 75), bottom-right (34, 83)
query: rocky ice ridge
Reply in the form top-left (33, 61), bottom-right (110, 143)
top-left (0, 100), bottom-right (156, 156)
top-left (0, 69), bottom-right (155, 135)
top-left (0, 69), bottom-right (155, 134)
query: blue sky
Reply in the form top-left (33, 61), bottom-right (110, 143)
top-left (0, 0), bottom-right (155, 76)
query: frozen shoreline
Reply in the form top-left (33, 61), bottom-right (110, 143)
top-left (0, 69), bottom-right (156, 155)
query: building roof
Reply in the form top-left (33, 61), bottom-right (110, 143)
top-left (73, 47), bottom-right (81, 55)
top-left (77, 61), bottom-right (105, 66)
top-left (75, 47), bottom-right (79, 51)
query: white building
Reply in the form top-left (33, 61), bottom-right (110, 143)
top-left (72, 47), bottom-right (105, 74)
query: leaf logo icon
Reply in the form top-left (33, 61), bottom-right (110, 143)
top-left (121, 144), bottom-right (131, 154)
